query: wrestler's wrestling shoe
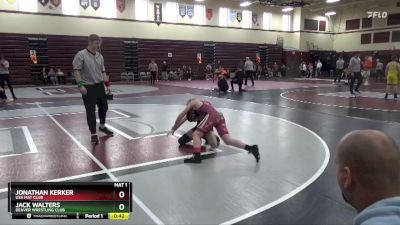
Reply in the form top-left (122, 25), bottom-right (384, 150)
top-left (247, 145), bottom-right (260, 162)
top-left (184, 153), bottom-right (201, 163)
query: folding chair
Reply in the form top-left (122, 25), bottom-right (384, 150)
top-left (127, 72), bottom-right (135, 82)
top-left (120, 72), bottom-right (128, 82)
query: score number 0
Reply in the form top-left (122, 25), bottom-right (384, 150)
top-left (118, 191), bottom-right (126, 211)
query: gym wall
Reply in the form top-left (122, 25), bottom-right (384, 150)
top-left (0, 0), bottom-right (299, 49)
top-left (331, 1), bottom-right (400, 51)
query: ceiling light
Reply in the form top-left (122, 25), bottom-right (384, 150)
top-left (326, 0), bottom-right (340, 3)
top-left (282, 7), bottom-right (294, 12)
top-left (195, 0), bottom-right (205, 2)
top-left (240, 1), bottom-right (252, 7)
top-left (325, 11), bottom-right (336, 16)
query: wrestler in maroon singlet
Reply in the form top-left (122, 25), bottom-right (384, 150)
top-left (171, 98), bottom-right (260, 163)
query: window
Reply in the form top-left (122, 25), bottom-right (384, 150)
top-left (241, 10), bottom-right (252, 29)
top-left (345, 19), bottom-right (360, 30)
top-left (19, 0), bottom-right (38, 13)
top-left (193, 5), bottom-right (205, 25)
top-left (219, 8), bottom-right (228, 27)
top-left (388, 13), bottom-right (400, 26)
top-left (304, 19), bottom-right (318, 30)
top-left (282, 14), bottom-right (291, 31)
top-left (362, 17), bottom-right (372, 29)
top-left (165, 2), bottom-right (178, 23)
top-left (62, 0), bottom-right (79, 16)
top-left (361, 33), bottom-right (372, 44)
top-left (135, 0), bottom-right (148, 21)
top-left (101, 0), bottom-right (116, 18)
top-left (392, 30), bottom-right (400, 42)
top-left (373, 32), bottom-right (390, 43)
top-left (263, 12), bottom-right (272, 30)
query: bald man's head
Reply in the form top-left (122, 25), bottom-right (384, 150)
top-left (336, 130), bottom-right (400, 211)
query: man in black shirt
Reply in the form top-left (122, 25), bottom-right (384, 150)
top-left (231, 68), bottom-right (245, 92)
top-left (217, 76), bottom-right (229, 93)
top-left (161, 61), bottom-right (168, 81)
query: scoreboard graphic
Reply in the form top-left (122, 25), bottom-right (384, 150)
top-left (8, 182), bottom-right (132, 220)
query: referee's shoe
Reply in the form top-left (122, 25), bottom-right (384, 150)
top-left (91, 135), bottom-right (99, 145)
top-left (99, 126), bottom-right (114, 136)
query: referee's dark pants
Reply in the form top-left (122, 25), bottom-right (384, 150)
top-left (349, 72), bottom-right (363, 93)
top-left (244, 71), bottom-right (254, 86)
top-left (150, 71), bottom-right (157, 85)
top-left (334, 69), bottom-right (343, 83)
top-left (0, 88), bottom-right (6, 100)
top-left (0, 74), bottom-right (16, 99)
top-left (82, 83), bottom-right (108, 134)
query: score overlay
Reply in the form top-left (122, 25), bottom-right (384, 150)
top-left (8, 182), bottom-right (132, 220)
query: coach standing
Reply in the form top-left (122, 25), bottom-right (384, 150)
top-left (349, 53), bottom-right (363, 95)
top-left (244, 57), bottom-right (255, 86)
top-left (72, 34), bottom-right (113, 144)
top-left (148, 60), bottom-right (158, 85)
top-left (334, 56), bottom-right (345, 83)
top-left (0, 54), bottom-right (17, 100)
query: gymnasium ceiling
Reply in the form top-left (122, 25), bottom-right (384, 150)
top-left (229, 0), bottom-right (389, 10)
top-left (230, 0), bottom-right (323, 8)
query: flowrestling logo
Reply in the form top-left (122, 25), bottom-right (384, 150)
top-left (367, 11), bottom-right (388, 19)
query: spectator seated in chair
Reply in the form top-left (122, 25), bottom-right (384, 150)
top-left (205, 64), bottom-right (213, 80)
top-left (56, 68), bottom-right (66, 85)
top-left (266, 66), bottom-right (273, 78)
top-left (48, 68), bottom-right (58, 86)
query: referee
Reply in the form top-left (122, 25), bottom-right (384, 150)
top-left (72, 34), bottom-right (113, 144)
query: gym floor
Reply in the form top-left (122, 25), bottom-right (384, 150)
top-left (0, 79), bottom-right (399, 225)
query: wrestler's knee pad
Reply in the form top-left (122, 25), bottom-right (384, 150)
top-left (178, 134), bottom-right (192, 145)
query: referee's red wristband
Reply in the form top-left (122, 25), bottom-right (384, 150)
top-left (104, 81), bottom-right (111, 87)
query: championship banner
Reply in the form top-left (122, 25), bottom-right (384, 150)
top-left (206, 8), bottom-right (212, 20)
top-left (230, 10), bottom-right (237, 22)
top-left (80, 0), bottom-right (89, 9)
top-left (38, 0), bottom-right (49, 7)
top-left (237, 12), bottom-right (242, 23)
top-left (154, 3), bottom-right (162, 26)
top-left (6, 0), bottom-right (16, 4)
top-left (179, 4), bottom-right (186, 18)
top-left (50, 0), bottom-right (61, 7)
top-left (252, 13), bottom-right (258, 24)
top-left (116, 0), bottom-right (126, 13)
top-left (91, 0), bottom-right (100, 10)
top-left (256, 53), bottom-right (260, 63)
top-left (30, 50), bottom-right (38, 64)
top-left (187, 5), bottom-right (194, 19)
